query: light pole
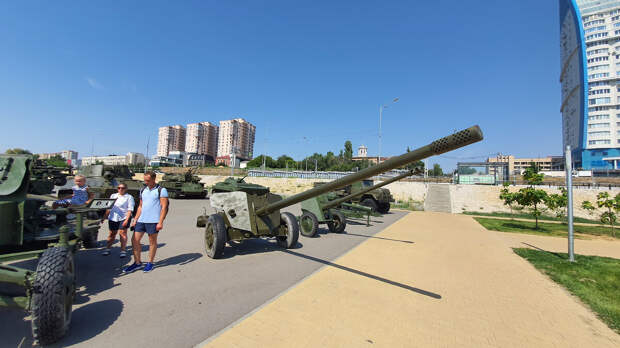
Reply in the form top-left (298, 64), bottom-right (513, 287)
top-left (379, 97), bottom-right (399, 164)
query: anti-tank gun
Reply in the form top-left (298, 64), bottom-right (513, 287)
top-left (196, 125), bottom-right (484, 259)
top-left (299, 169), bottom-right (416, 237)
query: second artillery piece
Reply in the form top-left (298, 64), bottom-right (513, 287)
top-left (299, 169), bottom-right (415, 238)
top-left (196, 125), bottom-right (483, 259)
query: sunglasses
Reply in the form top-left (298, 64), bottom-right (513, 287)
top-left (117, 187), bottom-right (127, 190)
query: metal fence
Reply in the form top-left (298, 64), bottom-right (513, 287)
top-left (247, 169), bottom-right (414, 180)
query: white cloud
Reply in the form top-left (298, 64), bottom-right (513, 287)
top-left (85, 77), bottom-right (104, 90)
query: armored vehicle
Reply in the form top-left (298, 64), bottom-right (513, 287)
top-left (159, 168), bottom-right (207, 198)
top-left (196, 125), bottom-right (483, 258)
top-left (0, 155), bottom-right (114, 345)
top-left (315, 178), bottom-right (394, 213)
top-left (299, 169), bottom-right (415, 237)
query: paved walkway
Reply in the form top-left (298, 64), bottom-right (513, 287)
top-left (201, 212), bottom-right (620, 347)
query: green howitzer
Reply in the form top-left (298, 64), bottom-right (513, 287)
top-left (196, 125), bottom-right (483, 259)
top-left (298, 169), bottom-right (415, 237)
top-left (0, 154), bottom-right (115, 345)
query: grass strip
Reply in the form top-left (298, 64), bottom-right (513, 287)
top-left (514, 248), bottom-right (620, 334)
top-left (474, 217), bottom-right (619, 239)
top-left (464, 211), bottom-right (599, 224)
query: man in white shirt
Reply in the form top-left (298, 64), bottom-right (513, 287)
top-left (102, 183), bottom-right (135, 257)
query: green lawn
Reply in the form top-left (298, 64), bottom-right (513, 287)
top-left (474, 217), bottom-right (620, 239)
top-left (464, 211), bottom-right (600, 224)
top-left (514, 248), bottom-right (620, 334)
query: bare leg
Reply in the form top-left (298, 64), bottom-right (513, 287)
top-left (148, 233), bottom-right (158, 263)
top-left (132, 231), bottom-right (145, 264)
top-left (106, 230), bottom-right (118, 249)
top-left (118, 229), bottom-right (128, 250)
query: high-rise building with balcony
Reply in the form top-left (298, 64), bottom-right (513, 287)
top-left (186, 121), bottom-right (218, 161)
top-left (157, 125), bottom-right (186, 157)
top-left (560, 0), bottom-right (620, 168)
top-left (216, 118), bottom-right (256, 161)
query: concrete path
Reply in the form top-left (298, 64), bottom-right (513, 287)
top-left (202, 212), bottom-right (620, 348)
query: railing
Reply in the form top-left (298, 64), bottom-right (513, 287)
top-left (247, 169), bottom-right (415, 180)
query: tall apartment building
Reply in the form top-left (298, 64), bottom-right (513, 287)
top-left (186, 121), bottom-right (218, 161)
top-left (560, 0), bottom-right (620, 169)
top-left (157, 125), bottom-right (186, 157)
top-left (217, 118), bottom-right (256, 160)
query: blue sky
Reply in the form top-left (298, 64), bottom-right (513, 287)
top-left (0, 1), bottom-right (560, 170)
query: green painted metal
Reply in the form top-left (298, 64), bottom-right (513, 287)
top-left (0, 250), bottom-right (42, 263)
top-left (0, 264), bottom-right (31, 285)
top-left (0, 295), bottom-right (29, 309)
top-left (159, 168), bottom-right (207, 198)
top-left (256, 125), bottom-right (483, 216)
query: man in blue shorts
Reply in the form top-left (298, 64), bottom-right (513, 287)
top-left (123, 171), bottom-right (169, 273)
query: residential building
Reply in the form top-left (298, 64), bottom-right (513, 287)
top-left (357, 145), bottom-right (368, 157)
top-left (81, 152), bottom-right (146, 166)
top-left (217, 118), bottom-right (256, 162)
top-left (186, 121), bottom-right (218, 159)
top-left (157, 125), bottom-right (186, 157)
top-left (560, 0), bottom-right (620, 168)
top-left (487, 154), bottom-right (564, 175)
top-left (37, 150), bottom-right (78, 165)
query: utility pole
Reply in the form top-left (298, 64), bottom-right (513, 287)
top-left (378, 97), bottom-right (399, 164)
top-left (565, 145), bottom-right (575, 262)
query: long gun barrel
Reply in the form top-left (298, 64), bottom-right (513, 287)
top-left (323, 169), bottom-right (414, 210)
top-left (255, 125), bottom-right (483, 216)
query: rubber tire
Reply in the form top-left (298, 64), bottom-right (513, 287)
top-left (204, 214), bottom-right (227, 259)
top-left (360, 198), bottom-right (379, 212)
top-left (327, 210), bottom-right (347, 233)
top-left (378, 202), bottom-right (391, 214)
top-left (81, 228), bottom-right (99, 249)
top-left (31, 247), bottom-right (75, 346)
top-left (299, 211), bottom-right (319, 238)
top-left (277, 212), bottom-right (299, 248)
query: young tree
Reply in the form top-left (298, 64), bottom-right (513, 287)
top-left (499, 182), bottom-right (517, 219)
top-left (596, 192), bottom-right (619, 237)
top-left (46, 155), bottom-right (69, 168)
top-left (514, 165), bottom-right (547, 228)
top-left (344, 141), bottom-right (353, 161)
top-left (544, 187), bottom-right (568, 221)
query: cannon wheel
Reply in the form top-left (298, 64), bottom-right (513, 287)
top-left (360, 198), bottom-right (379, 212)
top-left (277, 212), bottom-right (299, 248)
top-left (378, 202), bottom-right (390, 214)
top-left (204, 214), bottom-right (226, 259)
top-left (299, 211), bottom-right (319, 238)
top-left (31, 247), bottom-right (75, 346)
top-left (327, 210), bottom-right (347, 233)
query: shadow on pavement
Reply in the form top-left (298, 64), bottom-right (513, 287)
top-left (156, 252), bottom-right (203, 267)
top-left (219, 238), bottom-right (303, 259)
top-left (282, 250), bottom-right (441, 299)
top-left (340, 232), bottom-right (414, 244)
top-left (521, 242), bottom-right (564, 258)
top-left (50, 299), bottom-right (124, 347)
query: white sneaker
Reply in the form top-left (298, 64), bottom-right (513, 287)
top-left (119, 251), bottom-right (127, 258)
top-left (102, 248), bottom-right (111, 256)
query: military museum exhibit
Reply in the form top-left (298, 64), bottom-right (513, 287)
top-left (0, 155), bottom-right (113, 345)
top-left (197, 125), bottom-right (484, 259)
top-left (158, 168), bottom-right (207, 199)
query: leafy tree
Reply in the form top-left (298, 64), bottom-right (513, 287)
top-left (581, 200), bottom-right (596, 215)
top-left (499, 182), bottom-right (517, 219)
top-left (344, 141), bottom-right (353, 161)
top-left (522, 165), bottom-right (544, 185)
top-left (5, 148), bottom-right (32, 154)
top-left (46, 155), bottom-right (69, 168)
top-left (514, 165), bottom-right (547, 228)
top-left (428, 163), bottom-right (443, 176)
top-left (545, 187), bottom-right (568, 221)
top-left (276, 155), bottom-right (294, 169)
top-left (587, 192), bottom-right (620, 237)
top-left (247, 155), bottom-right (275, 168)
top-left (459, 166), bottom-right (477, 175)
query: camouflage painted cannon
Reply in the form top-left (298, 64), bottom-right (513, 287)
top-left (159, 168), bottom-right (207, 199)
top-left (0, 155), bottom-right (115, 345)
top-left (196, 125), bottom-right (483, 259)
top-left (298, 169), bottom-right (415, 237)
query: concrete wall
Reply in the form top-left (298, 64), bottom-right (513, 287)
top-left (135, 174), bottom-right (618, 219)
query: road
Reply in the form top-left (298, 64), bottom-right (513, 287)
top-left (1, 199), bottom-right (406, 347)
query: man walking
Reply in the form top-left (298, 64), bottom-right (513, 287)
top-left (123, 171), bottom-right (169, 273)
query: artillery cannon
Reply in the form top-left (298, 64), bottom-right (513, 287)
top-left (196, 125), bottom-right (483, 259)
top-left (159, 168), bottom-right (207, 199)
top-left (299, 169), bottom-right (415, 237)
top-left (0, 154), bottom-right (115, 345)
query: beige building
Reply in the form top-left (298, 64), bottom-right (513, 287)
top-left (487, 154), bottom-right (564, 175)
top-left (217, 118), bottom-right (256, 160)
top-left (186, 122), bottom-right (218, 160)
top-left (157, 125), bottom-right (186, 157)
top-left (37, 150), bottom-right (78, 162)
top-left (81, 152), bottom-right (146, 166)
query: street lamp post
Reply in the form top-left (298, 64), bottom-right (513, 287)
top-left (379, 97), bottom-right (399, 164)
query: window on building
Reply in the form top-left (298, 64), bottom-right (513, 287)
top-left (588, 57), bottom-right (609, 64)
top-left (590, 97), bottom-right (611, 105)
top-left (589, 139), bottom-right (611, 145)
top-left (587, 48), bottom-right (609, 56)
top-left (591, 81), bottom-right (611, 87)
top-left (589, 131), bottom-right (611, 136)
top-left (587, 32), bottom-right (609, 40)
top-left (586, 25), bottom-right (607, 33)
top-left (587, 40), bottom-right (608, 48)
top-left (589, 114), bottom-right (610, 120)
top-left (589, 72), bottom-right (610, 79)
top-left (589, 123), bottom-right (610, 128)
top-left (589, 88), bottom-right (610, 95)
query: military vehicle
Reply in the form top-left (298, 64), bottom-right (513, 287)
top-left (316, 178), bottom-right (395, 213)
top-left (299, 169), bottom-right (415, 237)
top-left (196, 125), bottom-right (483, 258)
top-left (58, 164), bottom-right (143, 218)
top-left (0, 155), bottom-right (114, 345)
top-left (159, 168), bottom-right (207, 198)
